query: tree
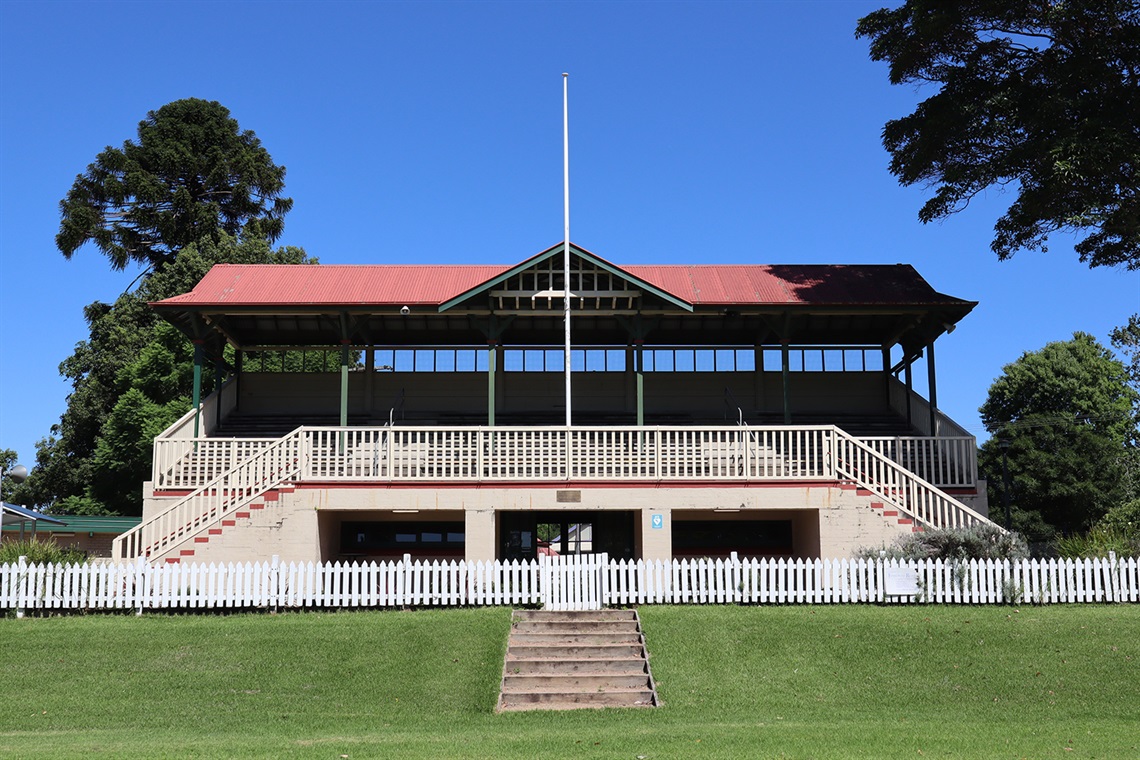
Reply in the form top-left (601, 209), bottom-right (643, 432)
top-left (56, 98), bottom-right (293, 271)
top-left (24, 235), bottom-right (313, 515)
top-left (856, 2), bottom-right (1140, 269)
top-left (1, 448), bottom-right (28, 505)
top-left (978, 333), bottom-right (1140, 534)
top-left (1110, 314), bottom-right (1140, 389)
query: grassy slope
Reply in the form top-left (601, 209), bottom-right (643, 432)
top-left (0, 605), bottom-right (1137, 759)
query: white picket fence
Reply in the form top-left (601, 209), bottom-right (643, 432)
top-left (1, 555), bottom-right (1136, 614)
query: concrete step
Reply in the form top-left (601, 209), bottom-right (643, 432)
top-left (512, 620), bottom-right (639, 634)
top-left (507, 658), bottom-right (648, 675)
top-left (498, 609), bottom-right (659, 711)
top-left (507, 643), bottom-right (645, 660)
top-left (499, 689), bottom-right (656, 710)
top-left (503, 673), bottom-right (652, 691)
top-left (509, 631), bottom-right (643, 645)
top-left (513, 609), bottom-right (635, 622)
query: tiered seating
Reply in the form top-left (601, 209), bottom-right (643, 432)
top-left (207, 410), bottom-right (919, 437)
top-left (750, 412), bottom-right (919, 437)
top-left (212, 413), bottom-right (375, 438)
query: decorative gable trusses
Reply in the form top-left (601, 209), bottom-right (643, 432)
top-left (437, 243), bottom-right (693, 314)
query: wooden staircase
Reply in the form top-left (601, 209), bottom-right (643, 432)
top-left (498, 609), bottom-right (659, 711)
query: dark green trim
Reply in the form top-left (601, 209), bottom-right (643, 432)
top-left (487, 341), bottom-right (498, 427)
top-left (635, 341), bottom-right (645, 427)
top-left (781, 341), bottom-right (791, 424)
top-left (340, 342), bottom-right (351, 428)
top-left (927, 341), bottom-right (939, 436)
top-left (192, 341), bottom-right (204, 438)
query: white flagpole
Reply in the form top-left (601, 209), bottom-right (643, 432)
top-left (562, 72), bottom-right (572, 427)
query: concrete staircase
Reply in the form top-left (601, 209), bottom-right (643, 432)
top-left (498, 609), bottom-right (659, 711)
top-left (153, 486), bottom-right (298, 564)
top-left (838, 482), bottom-right (926, 533)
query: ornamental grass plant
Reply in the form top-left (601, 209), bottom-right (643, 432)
top-left (0, 536), bottom-right (87, 565)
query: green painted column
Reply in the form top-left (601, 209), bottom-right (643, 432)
top-left (191, 341), bottom-right (204, 438)
top-left (781, 340), bottom-right (791, 424)
top-left (904, 360), bottom-right (913, 427)
top-left (214, 359), bottom-right (224, 429)
top-left (340, 341), bottom-right (351, 428)
top-left (926, 341), bottom-right (939, 437)
top-left (882, 346), bottom-right (892, 407)
top-left (487, 340), bottom-right (498, 427)
top-left (234, 350), bottom-right (244, 415)
top-left (634, 339), bottom-right (645, 427)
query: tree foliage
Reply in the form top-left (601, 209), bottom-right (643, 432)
top-left (978, 332), bottom-right (1140, 534)
top-left (1110, 313), bottom-right (1140, 389)
top-left (1, 448), bottom-right (29, 505)
top-left (24, 236), bottom-right (313, 515)
top-left (56, 98), bottom-right (293, 271)
top-left (25, 99), bottom-right (309, 516)
top-left (857, 1), bottom-right (1140, 269)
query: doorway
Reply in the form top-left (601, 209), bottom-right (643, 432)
top-left (499, 510), bottom-right (635, 561)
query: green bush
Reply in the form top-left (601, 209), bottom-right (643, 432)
top-left (0, 537), bottom-right (88, 565)
top-left (857, 523), bottom-right (1029, 561)
top-left (1095, 498), bottom-right (1140, 537)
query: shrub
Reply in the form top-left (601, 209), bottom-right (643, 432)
top-left (1055, 527), bottom-right (1140, 559)
top-left (857, 523), bottom-right (1029, 561)
top-left (1095, 498), bottom-right (1140, 538)
top-left (0, 537), bottom-right (87, 565)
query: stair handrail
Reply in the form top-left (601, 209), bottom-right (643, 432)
top-left (725, 387), bottom-right (771, 473)
top-left (386, 388), bottom-right (406, 427)
top-left (114, 427), bottom-right (306, 562)
top-left (723, 387), bottom-right (745, 426)
top-left (828, 426), bottom-right (1000, 533)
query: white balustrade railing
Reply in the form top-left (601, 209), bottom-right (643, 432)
top-left (155, 427), bottom-right (976, 491)
top-left (131, 424), bottom-right (989, 563)
top-left (857, 436), bottom-right (977, 489)
top-left (116, 431), bottom-right (304, 561)
top-left (301, 425), bottom-right (837, 482)
top-left (832, 433), bottom-right (990, 531)
top-left (4, 555), bottom-right (1136, 612)
top-left (152, 437), bottom-right (277, 489)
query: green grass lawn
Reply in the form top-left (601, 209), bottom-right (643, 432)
top-left (1, 605), bottom-right (1137, 759)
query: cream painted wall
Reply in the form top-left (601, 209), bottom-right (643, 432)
top-left (153, 481), bottom-right (913, 565)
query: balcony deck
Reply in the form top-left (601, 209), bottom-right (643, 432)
top-left (152, 418), bottom-right (978, 492)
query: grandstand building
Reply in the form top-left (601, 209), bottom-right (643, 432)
top-left (116, 243), bottom-right (993, 564)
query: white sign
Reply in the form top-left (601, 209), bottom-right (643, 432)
top-left (651, 514), bottom-right (664, 530)
top-left (884, 566), bottom-right (920, 596)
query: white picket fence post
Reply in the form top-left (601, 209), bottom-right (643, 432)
top-left (16, 555), bottom-right (27, 618)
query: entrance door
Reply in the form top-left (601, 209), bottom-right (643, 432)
top-left (499, 511), bottom-right (634, 561)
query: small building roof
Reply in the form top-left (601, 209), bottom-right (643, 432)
top-left (1, 502), bottom-right (67, 527)
top-left (0, 513), bottom-right (140, 534)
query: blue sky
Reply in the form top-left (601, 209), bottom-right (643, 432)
top-left (1, 0), bottom-right (1137, 469)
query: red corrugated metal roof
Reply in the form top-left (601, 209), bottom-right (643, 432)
top-left (156, 264), bottom-right (503, 307)
top-left (155, 259), bottom-right (965, 309)
top-left (627, 264), bottom-right (956, 305)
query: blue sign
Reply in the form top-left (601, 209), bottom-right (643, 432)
top-left (651, 514), bottom-right (664, 530)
